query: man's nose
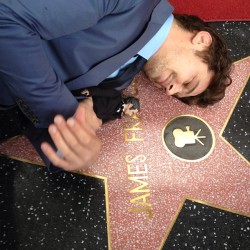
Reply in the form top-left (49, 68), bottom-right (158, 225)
top-left (165, 82), bottom-right (182, 95)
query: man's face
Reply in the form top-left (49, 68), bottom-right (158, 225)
top-left (124, 104), bottom-right (138, 117)
top-left (125, 108), bottom-right (138, 117)
top-left (143, 47), bottom-right (214, 98)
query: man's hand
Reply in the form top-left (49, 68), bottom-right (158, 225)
top-left (41, 101), bottom-right (102, 171)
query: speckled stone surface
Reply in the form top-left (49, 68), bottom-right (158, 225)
top-left (1, 56), bottom-right (249, 250)
top-left (162, 199), bottom-right (250, 250)
top-left (222, 77), bottom-right (250, 163)
top-left (210, 21), bottom-right (250, 62)
top-left (0, 21), bottom-right (249, 250)
top-left (0, 156), bottom-right (108, 250)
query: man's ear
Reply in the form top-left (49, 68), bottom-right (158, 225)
top-left (192, 31), bottom-right (212, 49)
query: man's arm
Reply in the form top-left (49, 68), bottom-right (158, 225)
top-left (0, 0), bottom-right (155, 171)
top-left (0, 0), bottom-right (122, 127)
top-left (86, 87), bottom-right (121, 97)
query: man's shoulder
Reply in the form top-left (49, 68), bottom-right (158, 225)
top-left (111, 0), bottom-right (161, 13)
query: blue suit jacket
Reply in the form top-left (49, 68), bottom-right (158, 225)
top-left (0, 0), bottom-right (173, 170)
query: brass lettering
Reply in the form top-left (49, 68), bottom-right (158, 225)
top-left (128, 163), bottom-right (147, 175)
top-left (124, 132), bottom-right (143, 142)
top-left (124, 121), bottom-right (142, 131)
top-left (128, 176), bottom-right (149, 193)
top-left (130, 207), bottom-right (153, 219)
top-left (125, 154), bottom-right (146, 164)
top-left (130, 193), bottom-right (151, 207)
top-left (125, 81), bottom-right (153, 220)
top-left (130, 81), bottom-right (139, 96)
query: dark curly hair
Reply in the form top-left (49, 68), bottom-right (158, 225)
top-left (174, 14), bottom-right (233, 107)
top-left (123, 97), bottom-right (140, 111)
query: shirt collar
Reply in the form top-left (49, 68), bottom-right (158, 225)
top-left (137, 14), bottom-right (174, 60)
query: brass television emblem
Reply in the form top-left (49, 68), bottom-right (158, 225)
top-left (162, 115), bottom-right (215, 162)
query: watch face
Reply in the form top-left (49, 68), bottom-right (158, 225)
top-left (162, 115), bottom-right (215, 162)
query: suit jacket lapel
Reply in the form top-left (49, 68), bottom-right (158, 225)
top-left (66, 0), bottom-right (173, 90)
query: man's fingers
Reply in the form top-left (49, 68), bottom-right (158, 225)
top-left (66, 118), bottom-right (101, 164)
top-left (54, 116), bottom-right (80, 152)
top-left (47, 123), bottom-right (72, 157)
top-left (41, 142), bottom-right (72, 171)
top-left (48, 115), bottom-right (100, 168)
top-left (54, 115), bottom-right (98, 158)
top-left (67, 118), bottom-right (93, 145)
top-left (47, 118), bottom-right (85, 165)
top-left (41, 104), bottom-right (102, 171)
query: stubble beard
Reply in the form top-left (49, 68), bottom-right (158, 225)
top-left (144, 59), bottom-right (163, 80)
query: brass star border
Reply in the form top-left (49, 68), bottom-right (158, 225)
top-left (220, 57), bottom-right (250, 165)
top-left (159, 197), bottom-right (250, 249)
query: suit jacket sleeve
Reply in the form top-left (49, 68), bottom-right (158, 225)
top-left (87, 87), bottom-right (121, 98)
top-left (0, 0), bottom-right (139, 127)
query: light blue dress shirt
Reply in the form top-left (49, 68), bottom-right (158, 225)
top-left (108, 14), bottom-right (174, 78)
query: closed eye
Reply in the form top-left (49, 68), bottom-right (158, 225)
top-left (185, 81), bottom-right (200, 95)
top-left (183, 78), bottom-right (193, 86)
